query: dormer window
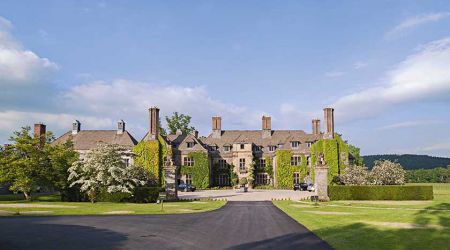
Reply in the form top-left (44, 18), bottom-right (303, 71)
top-left (306, 142), bottom-right (313, 148)
top-left (187, 142), bottom-right (195, 148)
top-left (240, 144), bottom-right (245, 150)
top-left (253, 145), bottom-right (261, 152)
top-left (210, 145), bottom-right (218, 151)
top-left (269, 145), bottom-right (277, 152)
top-left (291, 141), bottom-right (300, 149)
top-left (224, 145), bottom-right (232, 152)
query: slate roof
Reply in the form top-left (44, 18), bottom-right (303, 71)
top-left (52, 130), bottom-right (138, 150)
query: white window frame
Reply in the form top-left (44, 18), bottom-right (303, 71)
top-left (293, 172), bottom-right (300, 185)
top-left (259, 158), bottom-right (266, 169)
top-left (291, 141), bottom-right (300, 149)
top-left (239, 158), bottom-right (246, 172)
top-left (291, 156), bottom-right (300, 166)
top-left (184, 157), bottom-right (194, 167)
top-left (187, 142), bottom-right (195, 148)
top-left (269, 145), bottom-right (277, 152)
top-left (185, 174), bottom-right (192, 185)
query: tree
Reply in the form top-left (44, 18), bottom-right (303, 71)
top-left (348, 144), bottom-right (363, 166)
top-left (46, 138), bottom-right (79, 200)
top-left (165, 112), bottom-right (196, 135)
top-left (158, 118), bottom-right (167, 136)
top-left (341, 165), bottom-right (369, 185)
top-left (68, 144), bottom-right (149, 203)
top-left (0, 127), bottom-right (52, 200)
top-left (370, 160), bottom-right (405, 185)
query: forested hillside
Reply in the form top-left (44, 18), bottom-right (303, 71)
top-left (363, 154), bottom-right (450, 170)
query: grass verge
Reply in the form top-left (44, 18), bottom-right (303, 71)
top-left (274, 183), bottom-right (450, 250)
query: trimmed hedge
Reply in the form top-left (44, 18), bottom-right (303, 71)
top-left (97, 187), bottom-right (164, 203)
top-left (328, 185), bottom-right (433, 200)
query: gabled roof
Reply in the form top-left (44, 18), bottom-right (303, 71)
top-left (52, 130), bottom-right (138, 150)
top-left (165, 133), bottom-right (207, 152)
top-left (202, 130), bottom-right (322, 154)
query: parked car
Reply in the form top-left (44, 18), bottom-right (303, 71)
top-left (293, 183), bottom-right (308, 191)
top-left (178, 183), bottom-right (196, 192)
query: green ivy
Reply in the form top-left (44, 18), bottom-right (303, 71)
top-left (180, 152), bottom-right (209, 189)
top-left (310, 133), bottom-right (349, 184)
top-left (275, 150), bottom-right (307, 189)
top-left (133, 135), bottom-right (170, 186)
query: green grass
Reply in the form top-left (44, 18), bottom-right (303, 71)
top-left (0, 194), bottom-right (226, 216)
top-left (274, 183), bottom-right (450, 250)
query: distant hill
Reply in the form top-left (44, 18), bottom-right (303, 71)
top-left (362, 154), bottom-right (450, 170)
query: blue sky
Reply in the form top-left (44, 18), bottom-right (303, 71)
top-left (1, 1), bottom-right (450, 156)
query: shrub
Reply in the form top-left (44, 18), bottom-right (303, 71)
top-left (341, 165), bottom-right (369, 185)
top-left (132, 187), bottom-right (164, 203)
top-left (240, 177), bottom-right (248, 186)
top-left (98, 188), bottom-right (132, 202)
top-left (370, 160), bottom-right (405, 185)
top-left (328, 185), bottom-right (433, 200)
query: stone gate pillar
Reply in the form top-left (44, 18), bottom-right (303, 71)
top-left (314, 153), bottom-right (330, 201)
top-left (164, 158), bottom-right (178, 201)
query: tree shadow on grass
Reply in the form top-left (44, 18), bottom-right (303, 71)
top-left (0, 218), bottom-right (128, 250)
top-left (312, 203), bottom-right (450, 250)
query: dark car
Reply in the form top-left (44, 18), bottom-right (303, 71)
top-left (293, 183), bottom-right (308, 191)
top-left (178, 183), bottom-right (196, 192)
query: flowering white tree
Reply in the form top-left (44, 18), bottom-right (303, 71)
top-left (370, 160), bottom-right (405, 185)
top-left (341, 165), bottom-right (369, 185)
top-left (68, 144), bottom-right (148, 203)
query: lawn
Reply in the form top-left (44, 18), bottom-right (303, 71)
top-left (274, 183), bottom-right (450, 250)
top-left (0, 194), bottom-right (226, 216)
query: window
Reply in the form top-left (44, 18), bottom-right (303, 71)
top-left (184, 157), bottom-right (194, 166)
top-left (185, 174), bottom-right (192, 185)
top-left (259, 158), bottom-right (266, 169)
top-left (293, 172), bottom-right (300, 185)
top-left (269, 145), bottom-right (277, 152)
top-left (306, 141), bottom-right (313, 148)
top-left (291, 141), bottom-right (300, 148)
top-left (291, 156), bottom-right (300, 166)
top-left (224, 145), bottom-right (232, 152)
top-left (307, 156), bottom-right (311, 166)
top-left (124, 158), bottom-right (130, 167)
top-left (240, 144), bottom-right (245, 150)
top-left (256, 173), bottom-right (269, 185)
top-left (218, 159), bottom-right (227, 169)
top-left (187, 142), bottom-right (195, 148)
top-left (216, 174), bottom-right (229, 186)
top-left (253, 145), bottom-right (261, 152)
top-left (210, 145), bottom-right (218, 151)
top-left (239, 158), bottom-right (246, 172)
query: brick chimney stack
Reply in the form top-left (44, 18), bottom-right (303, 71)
top-left (212, 116), bottom-right (222, 139)
top-left (72, 120), bottom-right (80, 135)
top-left (117, 120), bottom-right (125, 135)
top-left (323, 108), bottom-right (334, 139)
top-left (262, 115), bottom-right (272, 139)
top-left (149, 107), bottom-right (160, 140)
top-left (312, 119), bottom-right (321, 135)
top-left (34, 123), bottom-right (46, 138)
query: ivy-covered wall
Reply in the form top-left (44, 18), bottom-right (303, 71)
top-left (133, 135), bottom-right (171, 186)
top-left (180, 152), bottom-right (209, 189)
top-left (310, 133), bottom-right (349, 184)
top-left (275, 150), bottom-right (307, 189)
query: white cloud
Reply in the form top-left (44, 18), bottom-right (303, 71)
top-left (333, 36), bottom-right (450, 120)
top-left (377, 120), bottom-right (444, 130)
top-left (386, 12), bottom-right (450, 38)
top-left (422, 142), bottom-right (450, 152)
top-left (325, 71), bottom-right (345, 78)
top-left (0, 16), bottom-right (58, 86)
top-left (353, 61), bottom-right (367, 70)
top-left (0, 110), bottom-right (113, 142)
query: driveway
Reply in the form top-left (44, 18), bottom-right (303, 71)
top-left (179, 189), bottom-right (313, 201)
top-left (0, 201), bottom-right (331, 250)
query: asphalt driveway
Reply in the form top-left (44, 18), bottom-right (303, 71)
top-left (0, 201), bottom-right (332, 250)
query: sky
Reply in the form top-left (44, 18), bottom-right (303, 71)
top-left (1, 0), bottom-right (450, 157)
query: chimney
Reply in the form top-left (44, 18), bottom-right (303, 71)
top-left (149, 107), bottom-right (160, 140)
top-left (323, 108), bottom-right (334, 139)
top-left (312, 119), bottom-right (321, 135)
top-left (212, 116), bottom-right (222, 139)
top-left (34, 123), bottom-right (46, 147)
top-left (176, 129), bottom-right (183, 135)
top-left (72, 120), bottom-right (81, 135)
top-left (262, 116), bottom-right (272, 139)
top-left (117, 120), bottom-right (125, 135)
top-left (192, 130), bottom-right (199, 138)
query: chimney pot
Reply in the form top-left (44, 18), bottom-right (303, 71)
top-left (312, 119), bottom-right (321, 135)
top-left (72, 120), bottom-right (80, 135)
top-left (117, 120), bottom-right (125, 134)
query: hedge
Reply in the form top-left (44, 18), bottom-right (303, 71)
top-left (97, 187), bottom-right (164, 203)
top-left (328, 185), bottom-right (433, 200)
